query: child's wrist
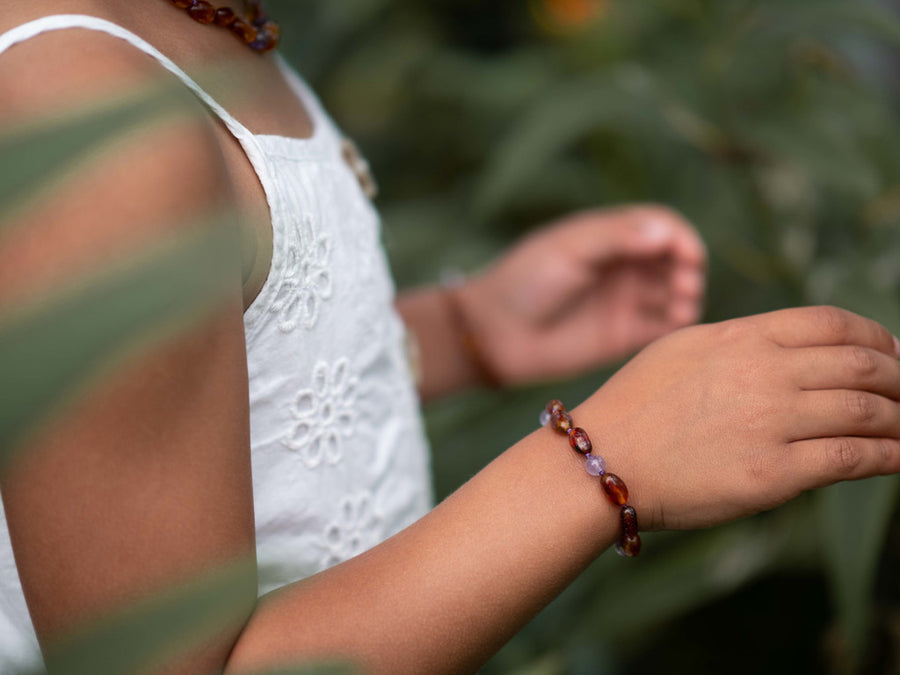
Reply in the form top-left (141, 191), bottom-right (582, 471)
top-left (441, 281), bottom-right (504, 390)
top-left (540, 399), bottom-right (642, 557)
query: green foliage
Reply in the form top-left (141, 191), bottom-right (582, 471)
top-left (39, 557), bottom-right (256, 675)
top-left (0, 216), bottom-right (237, 469)
top-left (278, 0), bottom-right (900, 672)
top-left (0, 1), bottom-right (897, 672)
top-left (0, 84), bottom-right (193, 228)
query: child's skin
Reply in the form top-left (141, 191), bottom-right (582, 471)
top-left (1, 1), bottom-right (899, 673)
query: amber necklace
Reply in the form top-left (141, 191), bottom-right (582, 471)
top-left (167, 0), bottom-right (280, 53)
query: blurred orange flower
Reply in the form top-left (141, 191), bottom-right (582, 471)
top-left (531, 0), bottom-right (608, 33)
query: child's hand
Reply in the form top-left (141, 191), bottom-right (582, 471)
top-left (457, 205), bottom-right (706, 385)
top-left (572, 306), bottom-right (900, 531)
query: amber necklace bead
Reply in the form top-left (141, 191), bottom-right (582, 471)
top-left (166, 0), bottom-right (280, 53)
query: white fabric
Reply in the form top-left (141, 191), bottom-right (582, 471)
top-left (0, 15), bottom-right (433, 671)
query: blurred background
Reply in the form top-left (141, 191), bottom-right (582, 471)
top-left (270, 0), bottom-right (900, 673)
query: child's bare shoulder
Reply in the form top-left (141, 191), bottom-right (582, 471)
top-left (0, 2), bottom-right (174, 127)
top-left (0, 3), bottom-right (234, 309)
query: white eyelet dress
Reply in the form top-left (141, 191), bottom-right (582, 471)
top-left (0, 15), bottom-right (433, 671)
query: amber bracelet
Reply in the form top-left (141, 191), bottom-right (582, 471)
top-left (540, 400), bottom-right (641, 557)
top-left (443, 285), bottom-right (503, 389)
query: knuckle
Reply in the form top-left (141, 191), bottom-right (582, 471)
top-left (875, 438), bottom-right (895, 467)
top-left (717, 317), bottom-right (752, 345)
top-left (847, 346), bottom-right (878, 380)
top-left (873, 323), bottom-right (895, 354)
top-left (813, 306), bottom-right (850, 342)
top-left (844, 391), bottom-right (877, 424)
top-left (828, 437), bottom-right (862, 476)
top-left (746, 446), bottom-right (776, 483)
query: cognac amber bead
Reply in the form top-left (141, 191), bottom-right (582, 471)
top-left (250, 22), bottom-right (280, 52)
top-left (229, 18), bottom-right (258, 43)
top-left (263, 21), bottom-right (281, 43)
top-left (170, 0), bottom-right (193, 8)
top-left (568, 427), bottom-right (592, 454)
top-left (187, 0), bottom-right (216, 23)
top-left (550, 408), bottom-right (573, 434)
top-left (214, 7), bottom-right (238, 26)
top-left (545, 399), bottom-right (566, 415)
top-left (615, 533), bottom-right (642, 558)
top-left (601, 473), bottom-right (629, 506)
top-left (620, 505), bottom-right (639, 540)
top-left (540, 399), bottom-right (566, 426)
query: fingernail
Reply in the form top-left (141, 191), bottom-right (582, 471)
top-left (893, 335), bottom-right (900, 359)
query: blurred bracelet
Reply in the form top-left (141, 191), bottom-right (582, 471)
top-left (540, 399), bottom-right (642, 557)
top-left (442, 283), bottom-right (503, 389)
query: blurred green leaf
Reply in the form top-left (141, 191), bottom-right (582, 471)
top-left (475, 67), bottom-right (662, 219)
top-left (763, 1), bottom-right (900, 49)
top-left (817, 476), bottom-right (899, 672)
top-left (0, 83), bottom-right (192, 228)
top-left (578, 504), bottom-right (820, 644)
top-left (818, 273), bottom-right (900, 669)
top-left (0, 215), bottom-right (237, 470)
top-left (41, 556), bottom-right (256, 675)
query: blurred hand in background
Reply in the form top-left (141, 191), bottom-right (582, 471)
top-left (457, 205), bottom-right (706, 385)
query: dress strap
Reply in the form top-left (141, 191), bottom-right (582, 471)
top-left (0, 14), bottom-right (256, 145)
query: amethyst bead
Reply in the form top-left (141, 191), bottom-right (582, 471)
top-left (584, 453), bottom-right (606, 476)
top-left (539, 408), bottom-right (551, 427)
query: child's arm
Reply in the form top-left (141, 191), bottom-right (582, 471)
top-left (0, 29), bottom-right (257, 673)
top-left (226, 306), bottom-right (900, 673)
top-left (396, 206), bottom-right (706, 400)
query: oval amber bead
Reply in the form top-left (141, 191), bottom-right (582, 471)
top-left (540, 399), bottom-right (565, 426)
top-left (568, 427), bottom-right (592, 454)
top-left (263, 21), bottom-right (281, 42)
top-left (601, 472), bottom-right (628, 506)
top-left (187, 0), bottom-right (216, 23)
top-left (250, 22), bottom-right (280, 52)
top-left (615, 534), bottom-right (641, 558)
top-left (620, 505), bottom-right (639, 539)
top-left (549, 408), bottom-right (573, 434)
top-left (229, 18), bottom-right (259, 43)
top-left (214, 7), bottom-right (237, 26)
top-left (545, 399), bottom-right (566, 415)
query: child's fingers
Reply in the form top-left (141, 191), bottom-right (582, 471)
top-left (568, 206), bottom-right (705, 267)
top-left (762, 306), bottom-right (898, 357)
top-left (788, 436), bottom-right (900, 488)
top-left (671, 264), bottom-right (704, 300)
top-left (787, 390), bottom-right (900, 441)
top-left (790, 346), bottom-right (900, 400)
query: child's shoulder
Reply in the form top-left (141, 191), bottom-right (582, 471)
top-left (0, 3), bottom-right (235, 311)
top-left (0, 3), bottom-right (174, 128)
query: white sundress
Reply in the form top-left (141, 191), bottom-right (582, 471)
top-left (0, 15), bottom-right (433, 671)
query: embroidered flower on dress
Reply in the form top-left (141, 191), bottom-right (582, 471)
top-left (271, 214), bottom-right (332, 332)
top-left (283, 359), bottom-right (358, 468)
top-left (322, 493), bottom-right (381, 569)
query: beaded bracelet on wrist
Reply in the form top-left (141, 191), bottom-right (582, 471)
top-left (540, 400), bottom-right (641, 557)
top-left (443, 286), bottom-right (504, 389)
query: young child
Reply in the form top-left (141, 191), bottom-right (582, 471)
top-left (0, 2), bottom-right (898, 672)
